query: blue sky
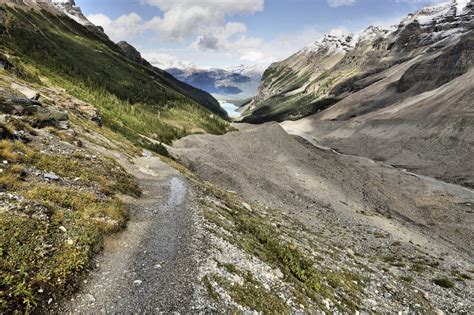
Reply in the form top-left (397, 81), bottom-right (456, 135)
top-left (77, 0), bottom-right (440, 69)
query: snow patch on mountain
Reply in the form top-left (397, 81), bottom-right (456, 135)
top-left (302, 34), bottom-right (357, 56)
top-left (400, 0), bottom-right (471, 26)
top-left (225, 64), bottom-right (266, 80)
top-left (357, 26), bottom-right (391, 43)
top-left (51, 0), bottom-right (93, 26)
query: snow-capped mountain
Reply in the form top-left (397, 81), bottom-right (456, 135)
top-left (2, 0), bottom-right (98, 29)
top-left (400, 0), bottom-right (470, 26)
top-left (246, 0), bottom-right (473, 122)
top-left (224, 64), bottom-right (266, 81)
top-left (167, 66), bottom-right (264, 100)
top-left (302, 33), bottom-right (358, 56)
top-left (51, 0), bottom-right (93, 26)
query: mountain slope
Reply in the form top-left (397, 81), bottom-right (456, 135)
top-left (116, 41), bottom-right (228, 117)
top-left (244, 0), bottom-right (473, 123)
top-left (243, 0), bottom-right (473, 187)
top-left (0, 0), bottom-right (230, 148)
top-left (0, 0), bottom-right (230, 312)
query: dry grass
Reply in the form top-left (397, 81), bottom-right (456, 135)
top-left (0, 139), bottom-right (139, 312)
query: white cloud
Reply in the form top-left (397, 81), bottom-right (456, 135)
top-left (327, 0), bottom-right (356, 7)
top-left (141, 0), bottom-right (263, 41)
top-left (88, 0), bottom-right (263, 46)
top-left (142, 0), bottom-right (264, 14)
top-left (87, 13), bottom-right (112, 28)
top-left (87, 12), bottom-right (144, 40)
top-left (141, 52), bottom-right (195, 69)
top-left (86, 1), bottom-right (355, 69)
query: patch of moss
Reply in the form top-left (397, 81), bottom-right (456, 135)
top-left (202, 275), bottom-right (219, 301)
top-left (400, 275), bottom-right (414, 284)
top-left (211, 272), bottom-right (287, 314)
top-left (433, 277), bottom-right (454, 288)
top-left (451, 270), bottom-right (472, 281)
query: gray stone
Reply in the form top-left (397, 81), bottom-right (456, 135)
top-left (44, 173), bottom-right (61, 181)
top-left (241, 202), bottom-right (252, 212)
top-left (11, 83), bottom-right (40, 100)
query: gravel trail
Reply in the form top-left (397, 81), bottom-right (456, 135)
top-left (57, 154), bottom-right (199, 313)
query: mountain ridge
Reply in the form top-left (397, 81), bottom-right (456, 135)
top-left (243, 0), bottom-right (473, 122)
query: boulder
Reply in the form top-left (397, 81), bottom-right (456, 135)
top-left (43, 173), bottom-right (61, 181)
top-left (11, 83), bottom-right (40, 100)
top-left (29, 107), bottom-right (69, 128)
top-left (0, 94), bottom-right (42, 115)
top-left (0, 101), bottom-right (24, 115)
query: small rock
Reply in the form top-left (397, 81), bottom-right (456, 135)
top-left (59, 226), bottom-right (67, 233)
top-left (38, 288), bottom-right (44, 293)
top-left (58, 121), bottom-right (70, 130)
top-left (275, 268), bottom-right (284, 279)
top-left (48, 298), bottom-right (53, 305)
top-left (2, 160), bottom-right (7, 165)
top-left (85, 294), bottom-right (96, 303)
top-left (133, 280), bottom-right (142, 285)
top-left (66, 239), bottom-right (74, 245)
top-left (241, 202), bottom-right (252, 212)
top-left (44, 173), bottom-right (61, 181)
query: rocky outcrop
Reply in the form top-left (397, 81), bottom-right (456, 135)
top-left (117, 41), bottom-right (152, 67)
top-left (10, 83), bottom-right (39, 100)
top-left (0, 90), bottom-right (68, 129)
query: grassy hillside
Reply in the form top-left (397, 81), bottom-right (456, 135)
top-left (0, 6), bottom-right (231, 149)
top-left (243, 93), bottom-right (338, 123)
top-left (0, 5), bottom-right (233, 312)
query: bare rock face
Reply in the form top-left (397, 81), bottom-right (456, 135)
top-left (397, 32), bottom-right (474, 93)
top-left (243, 0), bottom-right (474, 187)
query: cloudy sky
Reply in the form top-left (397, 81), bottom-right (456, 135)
top-left (77, 0), bottom-right (441, 69)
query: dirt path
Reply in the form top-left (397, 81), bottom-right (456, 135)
top-left (58, 153), bottom-right (200, 313)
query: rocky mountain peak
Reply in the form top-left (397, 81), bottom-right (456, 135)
top-left (400, 0), bottom-right (472, 26)
top-left (304, 33), bottom-right (357, 56)
top-left (51, 0), bottom-right (93, 26)
top-left (1, 0), bottom-right (94, 26)
top-left (357, 26), bottom-right (390, 43)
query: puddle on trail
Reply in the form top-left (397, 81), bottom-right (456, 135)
top-left (167, 177), bottom-right (186, 208)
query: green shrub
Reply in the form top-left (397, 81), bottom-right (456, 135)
top-left (433, 277), bottom-right (454, 288)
